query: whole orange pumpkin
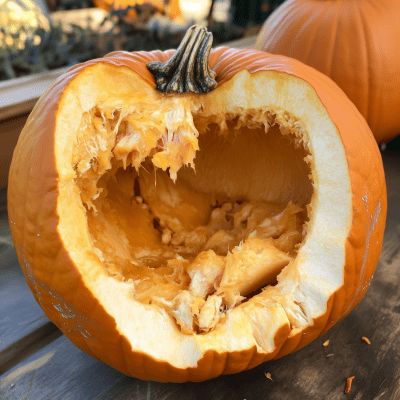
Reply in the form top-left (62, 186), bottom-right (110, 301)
top-left (256, 0), bottom-right (400, 144)
top-left (8, 26), bottom-right (386, 382)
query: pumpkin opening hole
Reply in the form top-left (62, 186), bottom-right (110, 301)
top-left (73, 103), bottom-right (313, 334)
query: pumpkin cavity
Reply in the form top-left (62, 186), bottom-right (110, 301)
top-left (72, 97), bottom-right (313, 334)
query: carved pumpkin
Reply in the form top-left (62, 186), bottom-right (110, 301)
top-left (255, 0), bottom-right (400, 144)
top-left (8, 26), bottom-right (386, 382)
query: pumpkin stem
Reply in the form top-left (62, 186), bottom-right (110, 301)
top-left (147, 25), bottom-right (217, 94)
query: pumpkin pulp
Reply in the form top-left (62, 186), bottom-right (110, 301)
top-left (72, 95), bottom-right (313, 334)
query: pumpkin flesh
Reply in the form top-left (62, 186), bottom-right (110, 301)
top-left (72, 94), bottom-right (313, 334)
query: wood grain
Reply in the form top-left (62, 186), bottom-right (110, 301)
top-left (0, 336), bottom-right (124, 400)
top-left (0, 67), bottom-right (69, 121)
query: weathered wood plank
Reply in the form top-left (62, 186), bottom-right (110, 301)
top-left (0, 322), bottom-right (62, 376)
top-left (0, 188), bottom-right (60, 374)
top-left (382, 151), bottom-right (400, 221)
top-left (0, 336), bottom-right (124, 400)
top-left (0, 68), bottom-right (69, 121)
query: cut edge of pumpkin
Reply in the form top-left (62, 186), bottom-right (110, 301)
top-left (54, 63), bottom-right (352, 368)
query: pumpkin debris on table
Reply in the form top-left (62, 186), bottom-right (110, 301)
top-left (362, 337), bottom-right (371, 345)
top-left (345, 376), bottom-right (355, 394)
top-left (8, 25), bottom-right (386, 382)
top-left (265, 372), bottom-right (273, 381)
top-left (264, 372), bottom-right (274, 382)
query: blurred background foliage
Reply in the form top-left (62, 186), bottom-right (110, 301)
top-left (0, 0), bottom-right (284, 82)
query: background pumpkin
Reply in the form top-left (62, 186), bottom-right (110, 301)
top-left (93, 0), bottom-right (182, 20)
top-left (255, 0), bottom-right (400, 144)
top-left (8, 28), bottom-right (386, 382)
